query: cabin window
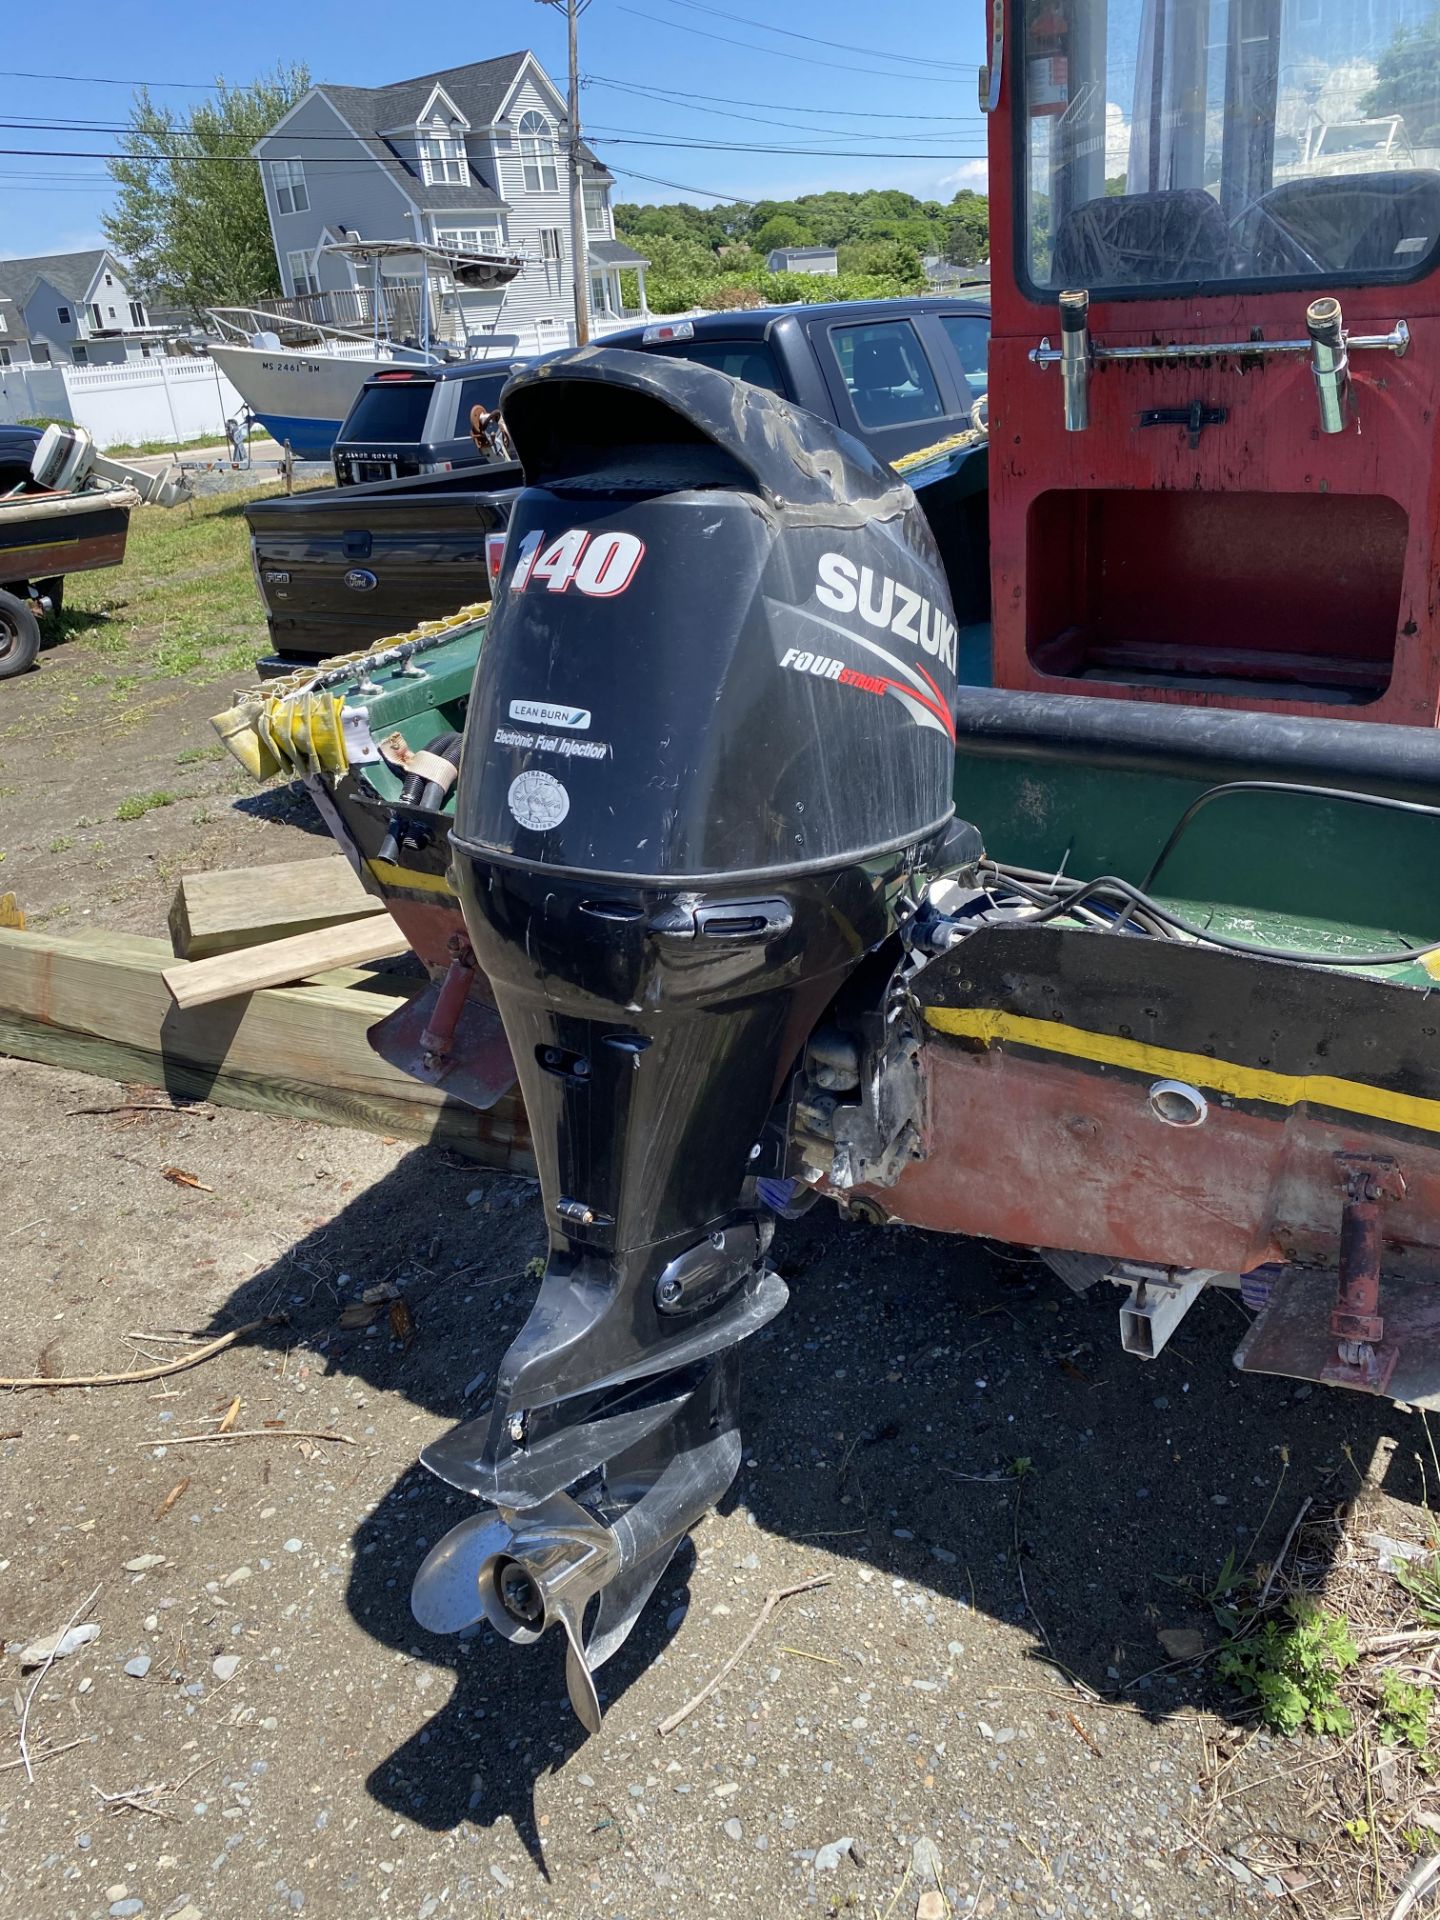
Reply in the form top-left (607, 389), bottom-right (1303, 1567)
top-left (519, 111), bottom-right (559, 193)
top-left (420, 126), bottom-right (468, 187)
top-left (829, 318), bottom-right (944, 429)
top-left (939, 311), bottom-right (989, 404)
top-left (1018, 0), bottom-right (1440, 296)
top-left (272, 158), bottom-right (309, 216)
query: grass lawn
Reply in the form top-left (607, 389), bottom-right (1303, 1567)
top-left (57, 483), bottom-right (297, 685)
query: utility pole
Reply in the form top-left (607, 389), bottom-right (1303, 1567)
top-left (535, 0), bottom-right (591, 345)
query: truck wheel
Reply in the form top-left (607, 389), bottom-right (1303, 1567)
top-left (0, 588), bottom-right (41, 679)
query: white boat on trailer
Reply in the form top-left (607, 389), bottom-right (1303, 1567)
top-left (205, 238), bottom-right (532, 461)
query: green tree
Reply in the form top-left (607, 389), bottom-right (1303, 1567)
top-left (945, 190), bottom-right (990, 266)
top-left (1361, 5), bottom-right (1440, 138)
top-left (754, 214), bottom-right (817, 253)
top-left (104, 65), bottom-right (311, 312)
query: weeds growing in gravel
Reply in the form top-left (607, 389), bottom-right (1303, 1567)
top-left (1378, 1671), bottom-right (1435, 1763)
top-left (116, 790), bottom-right (177, 822)
top-left (1217, 1599), bottom-right (1358, 1737)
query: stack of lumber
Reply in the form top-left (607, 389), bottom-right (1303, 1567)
top-left (0, 855), bottom-right (530, 1169)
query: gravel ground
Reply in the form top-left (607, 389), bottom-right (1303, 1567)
top-left (1, 1056), bottom-right (1428, 1920)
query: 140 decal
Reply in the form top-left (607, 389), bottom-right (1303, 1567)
top-left (510, 528), bottom-right (645, 597)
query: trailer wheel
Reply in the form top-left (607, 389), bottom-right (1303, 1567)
top-left (37, 576), bottom-right (64, 619)
top-left (0, 589), bottom-right (41, 680)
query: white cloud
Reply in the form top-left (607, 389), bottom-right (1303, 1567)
top-left (938, 159), bottom-right (988, 195)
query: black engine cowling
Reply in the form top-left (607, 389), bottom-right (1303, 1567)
top-left (411, 348), bottom-right (965, 1730)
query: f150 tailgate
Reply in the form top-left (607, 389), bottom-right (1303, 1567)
top-left (244, 464), bottom-right (520, 662)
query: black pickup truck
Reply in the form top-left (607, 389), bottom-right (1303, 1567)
top-left (246, 294), bottom-right (989, 667)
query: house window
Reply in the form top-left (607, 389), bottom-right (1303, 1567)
top-left (271, 157), bottom-right (309, 215)
top-left (540, 227), bottom-right (562, 263)
top-left (104, 272), bottom-right (113, 286)
top-left (128, 300), bottom-right (147, 328)
top-left (518, 111), bottom-right (558, 193)
top-left (0, 347), bottom-right (10, 368)
top-left (57, 306), bottom-right (71, 325)
top-left (436, 224), bottom-right (502, 254)
top-left (0, 311), bottom-right (7, 332)
top-left (71, 344), bottom-right (88, 365)
top-left (286, 250), bottom-right (319, 298)
top-left (589, 272), bottom-right (610, 317)
top-left (420, 124), bottom-right (468, 186)
top-left (90, 304), bottom-right (103, 330)
top-left (583, 184), bottom-right (610, 235)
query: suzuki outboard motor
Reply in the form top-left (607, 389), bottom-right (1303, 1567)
top-left (411, 349), bottom-right (962, 1729)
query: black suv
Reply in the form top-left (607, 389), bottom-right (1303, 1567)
top-left (332, 363), bottom-right (521, 488)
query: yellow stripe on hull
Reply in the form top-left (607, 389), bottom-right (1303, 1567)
top-left (365, 858), bottom-right (456, 896)
top-left (923, 1005), bottom-right (1440, 1137)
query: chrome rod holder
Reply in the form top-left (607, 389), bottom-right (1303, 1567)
top-left (1307, 296), bottom-right (1350, 434)
top-left (1031, 317), bottom-right (1408, 368)
top-left (1059, 288), bottom-right (1090, 432)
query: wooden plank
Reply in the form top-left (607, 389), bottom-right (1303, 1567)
top-left (0, 927), bottom-right (531, 1169)
top-left (168, 854), bottom-right (383, 960)
top-left (163, 918), bottom-right (410, 1010)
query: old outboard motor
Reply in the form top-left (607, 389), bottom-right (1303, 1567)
top-left (411, 349), bottom-right (963, 1729)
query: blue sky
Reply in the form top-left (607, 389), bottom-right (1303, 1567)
top-left (0, 0), bottom-right (990, 261)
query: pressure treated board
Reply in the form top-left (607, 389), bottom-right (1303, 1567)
top-left (0, 927), bottom-right (530, 1169)
top-left (168, 854), bottom-right (384, 960)
top-left (163, 918), bottom-right (410, 1010)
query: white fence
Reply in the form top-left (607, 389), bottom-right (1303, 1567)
top-left (0, 355), bottom-right (246, 449)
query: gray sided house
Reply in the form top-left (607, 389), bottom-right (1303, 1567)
top-left (0, 251), bottom-right (156, 366)
top-left (765, 246), bottom-right (839, 276)
top-left (252, 52), bottom-right (651, 350)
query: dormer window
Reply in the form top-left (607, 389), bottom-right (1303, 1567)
top-left (518, 111), bottom-right (559, 193)
top-left (420, 122), bottom-right (468, 186)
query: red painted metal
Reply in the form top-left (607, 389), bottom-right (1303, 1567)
top-left (985, 21), bottom-right (1440, 726)
top-left (853, 1039), bottom-right (1440, 1274)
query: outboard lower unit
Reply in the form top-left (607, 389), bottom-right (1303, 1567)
top-left (410, 350), bottom-right (965, 1729)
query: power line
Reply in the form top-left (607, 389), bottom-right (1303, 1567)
top-left (584, 72), bottom-right (984, 122)
top-left (0, 67), bottom-right (216, 89)
top-left (650, 0), bottom-right (977, 72)
top-left (0, 137), bottom-right (985, 162)
top-left (581, 80), bottom-right (981, 142)
top-left (613, 7), bottom-right (969, 81)
top-left (613, 164), bottom-right (754, 203)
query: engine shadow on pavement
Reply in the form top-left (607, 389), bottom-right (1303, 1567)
top-left (211, 1146), bottom-right (1424, 1869)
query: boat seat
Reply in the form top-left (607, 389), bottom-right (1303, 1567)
top-left (1053, 189), bottom-right (1234, 287)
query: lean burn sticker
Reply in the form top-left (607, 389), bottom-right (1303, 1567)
top-left (507, 769), bottom-right (570, 832)
top-left (509, 699), bottom-right (591, 730)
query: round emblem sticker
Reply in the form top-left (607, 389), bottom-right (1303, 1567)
top-left (507, 769), bottom-right (570, 832)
